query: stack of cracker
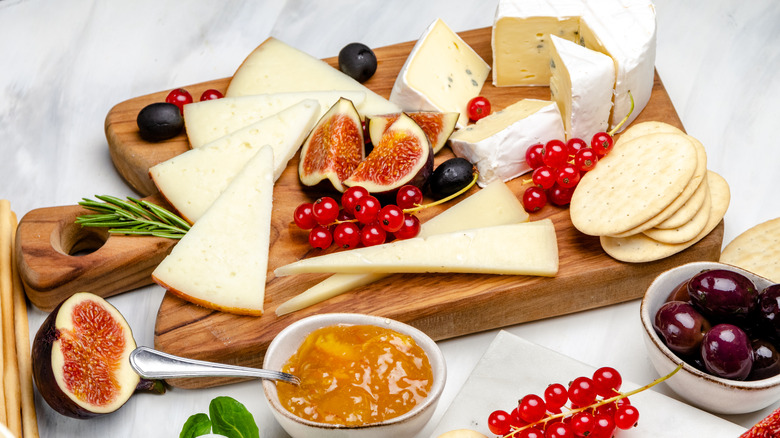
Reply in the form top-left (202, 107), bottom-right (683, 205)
top-left (569, 122), bottom-right (730, 263)
top-left (720, 217), bottom-right (780, 283)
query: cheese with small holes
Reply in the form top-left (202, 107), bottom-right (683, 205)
top-left (491, 0), bottom-right (656, 130)
top-left (183, 90), bottom-right (365, 148)
top-left (150, 100), bottom-right (319, 224)
top-left (275, 179), bottom-right (529, 315)
top-left (449, 99), bottom-right (564, 187)
top-left (274, 219), bottom-right (558, 277)
top-left (389, 18), bottom-right (490, 128)
top-left (151, 145), bottom-right (275, 316)
top-left (225, 37), bottom-right (399, 117)
top-left (549, 35), bottom-right (614, 140)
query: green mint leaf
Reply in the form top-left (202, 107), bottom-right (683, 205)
top-left (179, 413), bottom-right (212, 438)
top-left (209, 396), bottom-right (260, 438)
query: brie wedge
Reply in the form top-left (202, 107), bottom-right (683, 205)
top-left (151, 145), bottom-right (275, 316)
top-left (150, 100), bottom-right (319, 223)
top-left (449, 99), bottom-right (564, 186)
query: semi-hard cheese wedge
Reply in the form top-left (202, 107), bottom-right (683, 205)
top-left (150, 100), bottom-right (319, 224)
top-left (549, 35), bottom-right (614, 141)
top-left (151, 145), bottom-right (275, 316)
top-left (183, 90), bottom-right (365, 148)
top-left (449, 99), bottom-right (564, 187)
top-left (389, 18), bottom-right (490, 128)
top-left (276, 180), bottom-right (529, 314)
top-left (226, 37), bottom-right (399, 117)
top-left (275, 180), bottom-right (529, 315)
top-left (491, 0), bottom-right (656, 130)
top-left (275, 220), bottom-right (558, 277)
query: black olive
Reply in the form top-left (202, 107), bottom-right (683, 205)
top-left (428, 158), bottom-right (475, 199)
top-left (338, 42), bottom-right (377, 83)
top-left (136, 102), bottom-right (184, 142)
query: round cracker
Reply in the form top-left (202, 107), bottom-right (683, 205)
top-left (720, 217), bottom-right (780, 283)
top-left (642, 187), bottom-right (711, 244)
top-left (570, 133), bottom-right (698, 236)
top-left (600, 171), bottom-right (730, 263)
top-left (656, 174), bottom-right (709, 229)
top-left (615, 121), bottom-right (684, 147)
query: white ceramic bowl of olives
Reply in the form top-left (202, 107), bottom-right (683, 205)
top-left (640, 261), bottom-right (780, 414)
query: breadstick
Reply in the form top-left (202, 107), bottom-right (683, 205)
top-left (11, 208), bottom-right (39, 437)
top-left (1, 200), bottom-right (21, 436)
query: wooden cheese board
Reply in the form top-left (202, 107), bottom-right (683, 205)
top-left (17, 27), bottom-right (723, 389)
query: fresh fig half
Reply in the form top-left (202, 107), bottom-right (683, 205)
top-left (298, 97), bottom-right (364, 192)
top-left (344, 113), bottom-right (433, 194)
top-left (367, 111), bottom-right (458, 154)
top-left (32, 292), bottom-right (141, 419)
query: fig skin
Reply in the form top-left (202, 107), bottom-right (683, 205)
top-left (32, 292), bottom-right (141, 419)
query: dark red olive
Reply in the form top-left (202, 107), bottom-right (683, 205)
top-left (688, 269), bottom-right (758, 321)
top-left (654, 301), bottom-right (711, 355)
top-left (700, 324), bottom-right (753, 380)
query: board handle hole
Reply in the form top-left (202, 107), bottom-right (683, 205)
top-left (54, 222), bottom-right (109, 256)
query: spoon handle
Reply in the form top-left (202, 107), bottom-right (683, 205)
top-left (129, 346), bottom-right (300, 385)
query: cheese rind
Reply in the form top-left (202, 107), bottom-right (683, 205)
top-left (275, 180), bottom-right (530, 315)
top-left (274, 220), bottom-right (558, 277)
top-left (183, 91), bottom-right (365, 148)
top-left (389, 19), bottom-right (490, 128)
top-left (449, 99), bottom-right (564, 186)
top-left (151, 146), bottom-right (275, 316)
top-left (226, 37), bottom-right (399, 117)
top-left (150, 100), bottom-right (319, 223)
top-left (549, 35), bottom-right (614, 140)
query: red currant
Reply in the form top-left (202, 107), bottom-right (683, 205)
top-left (522, 186), bottom-right (547, 213)
top-left (333, 222), bottom-right (361, 249)
top-left (360, 221), bottom-right (387, 247)
top-left (342, 186), bottom-right (370, 215)
top-left (532, 166), bottom-right (556, 190)
top-left (396, 185), bottom-right (423, 210)
top-left (614, 405), bottom-right (639, 430)
top-left (199, 89), bottom-right (224, 101)
top-left (566, 138), bottom-right (588, 155)
top-left (525, 143), bottom-right (546, 170)
top-left (488, 410), bottom-right (512, 436)
top-left (312, 197), bottom-right (340, 225)
top-left (353, 195), bottom-right (381, 224)
top-left (518, 394), bottom-right (547, 423)
top-left (308, 225), bottom-right (332, 249)
top-left (589, 414), bottom-right (616, 438)
top-left (378, 204), bottom-right (404, 233)
top-left (467, 96), bottom-right (491, 122)
top-left (548, 184), bottom-right (575, 206)
top-left (394, 214), bottom-right (420, 240)
top-left (556, 165), bottom-right (581, 189)
top-left (510, 406), bottom-right (529, 428)
top-left (293, 203), bottom-right (317, 230)
top-left (545, 422), bottom-right (574, 438)
top-left (591, 132), bottom-right (614, 157)
top-left (571, 412), bottom-right (595, 437)
top-left (165, 88), bottom-right (193, 114)
top-left (520, 427), bottom-right (545, 438)
top-left (544, 383), bottom-right (568, 410)
top-left (592, 367), bottom-right (622, 397)
top-left (567, 377), bottom-right (597, 407)
top-left (543, 139), bottom-right (569, 169)
top-left (573, 148), bottom-right (598, 172)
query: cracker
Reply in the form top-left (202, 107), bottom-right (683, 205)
top-left (600, 171), bottom-right (729, 263)
top-left (656, 174), bottom-right (709, 229)
top-left (642, 185), bottom-right (711, 244)
top-left (615, 121), bottom-right (684, 147)
top-left (720, 217), bottom-right (780, 283)
top-left (570, 132), bottom-right (698, 236)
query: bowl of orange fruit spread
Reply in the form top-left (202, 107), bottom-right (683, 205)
top-left (262, 313), bottom-right (447, 438)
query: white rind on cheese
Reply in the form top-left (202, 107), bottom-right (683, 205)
top-left (150, 100), bottom-right (319, 224)
top-left (449, 99), bottom-right (565, 186)
top-left (389, 18), bottom-right (490, 128)
top-left (151, 145), bottom-right (275, 316)
top-left (225, 37), bottom-right (399, 117)
top-left (274, 220), bottom-right (558, 277)
top-left (275, 180), bottom-right (529, 315)
top-left (491, 0), bottom-right (656, 130)
top-left (183, 90), bottom-right (365, 148)
top-left (549, 35), bottom-right (614, 140)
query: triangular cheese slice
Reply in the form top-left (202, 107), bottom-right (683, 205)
top-left (150, 100), bottom-right (319, 224)
top-left (151, 145), bottom-right (275, 316)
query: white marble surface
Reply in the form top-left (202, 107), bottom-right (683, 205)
top-left (1, 0), bottom-right (779, 436)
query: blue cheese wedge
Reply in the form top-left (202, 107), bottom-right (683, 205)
top-left (151, 146), bottom-right (275, 316)
top-left (274, 220), bottom-right (558, 277)
top-left (389, 18), bottom-right (490, 128)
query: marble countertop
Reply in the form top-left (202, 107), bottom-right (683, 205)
top-left (1, 0), bottom-right (779, 436)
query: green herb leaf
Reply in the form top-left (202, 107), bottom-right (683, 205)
top-left (179, 413), bottom-right (212, 438)
top-left (209, 396), bottom-right (260, 438)
top-left (76, 195), bottom-right (190, 239)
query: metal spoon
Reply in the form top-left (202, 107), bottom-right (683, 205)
top-left (129, 346), bottom-right (300, 386)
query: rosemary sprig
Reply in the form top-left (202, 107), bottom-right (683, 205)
top-left (76, 195), bottom-right (190, 239)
